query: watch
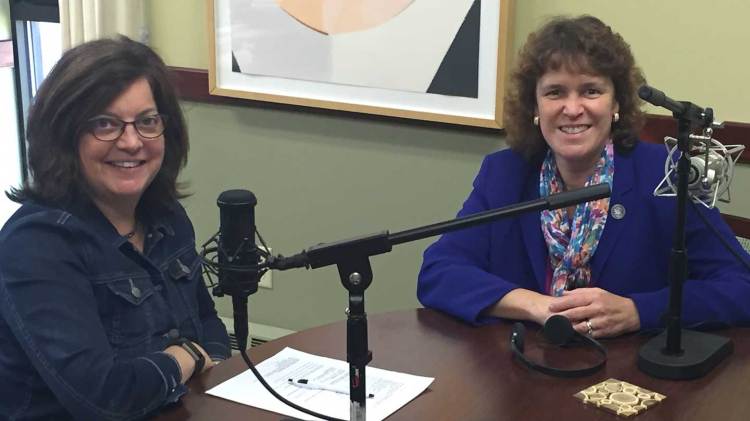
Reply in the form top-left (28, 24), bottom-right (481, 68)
top-left (169, 337), bottom-right (205, 378)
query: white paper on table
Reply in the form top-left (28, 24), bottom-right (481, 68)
top-left (206, 347), bottom-right (434, 421)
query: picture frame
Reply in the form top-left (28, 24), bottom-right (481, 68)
top-left (206, 0), bottom-right (514, 129)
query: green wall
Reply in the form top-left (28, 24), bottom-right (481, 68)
top-left (513, 0), bottom-right (750, 123)
top-left (180, 101), bottom-right (500, 331)
top-left (148, 0), bottom-right (750, 331)
top-left (1, 0), bottom-right (9, 38)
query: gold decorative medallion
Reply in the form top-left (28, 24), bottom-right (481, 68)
top-left (574, 378), bottom-right (666, 417)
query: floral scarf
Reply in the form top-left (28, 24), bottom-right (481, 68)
top-left (540, 143), bottom-right (614, 296)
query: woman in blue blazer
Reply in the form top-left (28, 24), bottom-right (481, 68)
top-left (417, 16), bottom-right (750, 338)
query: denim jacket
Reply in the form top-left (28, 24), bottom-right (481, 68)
top-left (0, 198), bottom-right (230, 420)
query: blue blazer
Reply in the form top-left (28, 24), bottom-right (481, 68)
top-left (417, 141), bottom-right (750, 329)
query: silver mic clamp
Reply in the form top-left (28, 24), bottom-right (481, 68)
top-left (653, 130), bottom-right (745, 209)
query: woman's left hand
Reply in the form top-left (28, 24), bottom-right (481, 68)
top-left (547, 287), bottom-right (641, 338)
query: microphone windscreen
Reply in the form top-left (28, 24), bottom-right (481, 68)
top-left (218, 189), bottom-right (257, 206)
top-left (638, 85), bottom-right (660, 103)
top-left (216, 189), bottom-right (259, 297)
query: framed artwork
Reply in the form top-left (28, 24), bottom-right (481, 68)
top-left (206, 0), bottom-right (514, 129)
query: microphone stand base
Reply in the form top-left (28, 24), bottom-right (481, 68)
top-left (638, 329), bottom-right (733, 380)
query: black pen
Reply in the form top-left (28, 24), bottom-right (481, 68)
top-left (287, 378), bottom-right (375, 398)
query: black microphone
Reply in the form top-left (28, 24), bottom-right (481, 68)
top-left (217, 189), bottom-right (260, 298)
top-left (638, 85), bottom-right (688, 115)
top-left (215, 189), bottom-right (263, 353)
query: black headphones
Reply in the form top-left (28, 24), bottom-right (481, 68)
top-left (510, 315), bottom-right (607, 378)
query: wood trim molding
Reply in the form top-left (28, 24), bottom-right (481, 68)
top-left (722, 214), bottom-right (750, 239)
top-left (0, 40), bottom-right (13, 68)
top-left (169, 67), bottom-right (750, 164)
top-left (169, 66), bottom-right (749, 220)
top-left (641, 114), bottom-right (750, 164)
top-left (170, 67), bottom-right (218, 103)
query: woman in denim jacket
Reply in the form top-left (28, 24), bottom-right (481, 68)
top-left (0, 37), bottom-right (231, 420)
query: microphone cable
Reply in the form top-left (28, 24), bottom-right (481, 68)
top-left (199, 229), bottom-right (346, 421)
top-left (237, 347), bottom-right (346, 421)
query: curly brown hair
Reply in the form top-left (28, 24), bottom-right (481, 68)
top-left (7, 36), bottom-right (189, 209)
top-left (503, 15), bottom-right (646, 159)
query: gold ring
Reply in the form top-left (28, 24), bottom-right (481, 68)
top-left (586, 319), bottom-right (594, 336)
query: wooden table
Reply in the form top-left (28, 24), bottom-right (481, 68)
top-left (155, 308), bottom-right (750, 420)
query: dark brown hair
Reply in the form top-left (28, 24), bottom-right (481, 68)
top-left (503, 15), bottom-right (646, 159)
top-left (8, 36), bottom-right (189, 208)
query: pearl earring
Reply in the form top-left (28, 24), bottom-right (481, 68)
top-left (613, 112), bottom-right (620, 123)
top-left (533, 116), bottom-right (539, 126)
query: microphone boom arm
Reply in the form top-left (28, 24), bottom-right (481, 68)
top-left (263, 183), bottom-right (611, 420)
top-left (266, 183), bottom-right (611, 271)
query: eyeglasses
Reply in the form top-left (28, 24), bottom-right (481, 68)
top-left (84, 114), bottom-right (168, 142)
